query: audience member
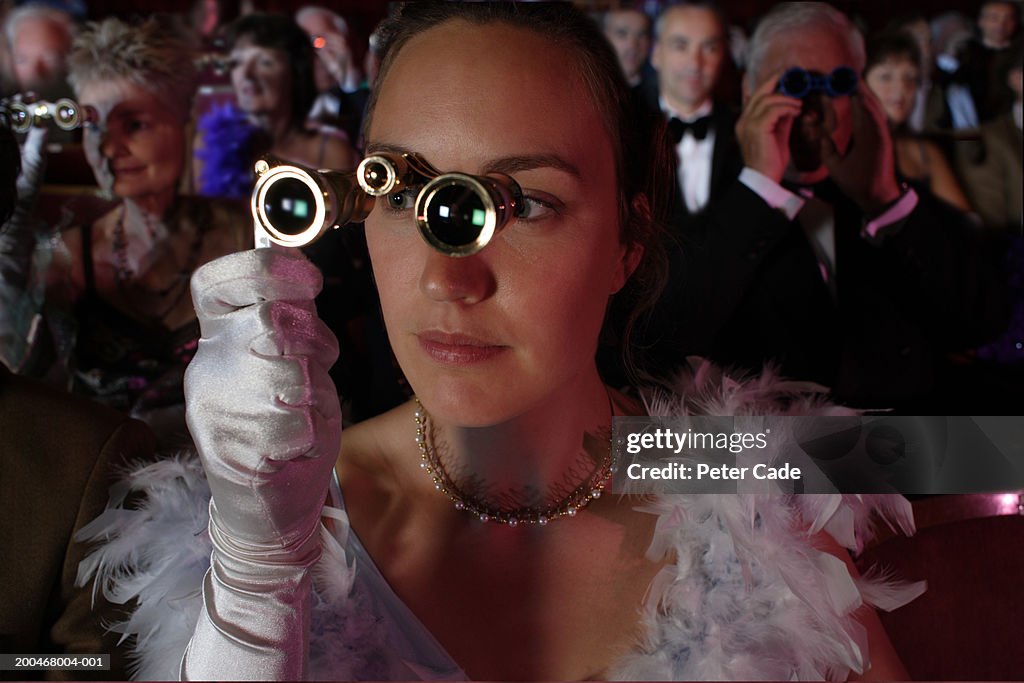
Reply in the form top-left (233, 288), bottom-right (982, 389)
top-left (0, 108), bottom-right (158, 683)
top-left (957, 47), bottom-right (1023, 235)
top-left (602, 6), bottom-right (653, 90)
top-left (188, 0), bottom-right (242, 49)
top-left (864, 31), bottom-right (972, 211)
top-left (647, 1), bottom-right (742, 223)
top-left (885, 13), bottom-right (941, 133)
top-left (225, 12), bottom-right (357, 169)
top-left (930, 11), bottom-right (982, 130)
top-left (957, 1), bottom-right (1020, 123)
top-left (4, 3), bottom-right (76, 98)
top-left (644, 2), bottom-right (1005, 411)
top-left (296, 5), bottom-right (370, 148)
top-left (979, 1), bottom-right (1020, 51)
top-left (0, 17), bottom-right (249, 448)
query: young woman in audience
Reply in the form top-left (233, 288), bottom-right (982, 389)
top-left (225, 13), bottom-right (357, 171)
top-left (864, 31), bottom-right (973, 212)
top-left (81, 3), bottom-right (920, 679)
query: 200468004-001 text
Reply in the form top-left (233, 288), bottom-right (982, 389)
top-left (0, 654), bottom-right (110, 671)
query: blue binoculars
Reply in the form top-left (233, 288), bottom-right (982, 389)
top-left (777, 66), bottom-right (858, 99)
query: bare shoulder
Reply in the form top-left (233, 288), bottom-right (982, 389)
top-left (336, 401), bottom-right (423, 532)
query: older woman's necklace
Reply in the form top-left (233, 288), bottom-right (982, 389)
top-left (110, 204), bottom-right (204, 320)
top-left (413, 398), bottom-right (615, 527)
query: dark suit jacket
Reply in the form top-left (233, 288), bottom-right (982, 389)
top-left (0, 364), bottom-right (157, 680)
top-left (640, 180), bottom-right (1007, 410)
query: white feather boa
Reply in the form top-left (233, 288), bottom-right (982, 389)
top-left (76, 361), bottom-right (925, 681)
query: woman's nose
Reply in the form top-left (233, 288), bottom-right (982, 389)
top-left (98, 128), bottom-right (119, 158)
top-left (418, 248), bottom-right (496, 305)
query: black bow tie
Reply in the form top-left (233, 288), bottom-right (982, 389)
top-left (667, 115), bottom-right (711, 143)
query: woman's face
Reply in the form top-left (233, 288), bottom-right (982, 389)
top-left (78, 79), bottom-right (186, 202)
top-left (365, 20), bottom-right (637, 427)
top-left (230, 38), bottom-right (292, 119)
top-left (865, 56), bottom-right (921, 126)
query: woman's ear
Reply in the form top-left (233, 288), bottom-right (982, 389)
top-left (610, 192), bottom-right (649, 294)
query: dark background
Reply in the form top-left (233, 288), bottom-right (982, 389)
top-left (81, 1), bottom-right (1002, 74)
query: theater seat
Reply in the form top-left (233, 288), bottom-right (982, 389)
top-left (855, 492), bottom-right (1024, 680)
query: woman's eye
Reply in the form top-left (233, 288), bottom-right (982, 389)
top-left (517, 195), bottom-right (557, 222)
top-left (383, 188), bottom-right (417, 212)
top-left (126, 119), bottom-right (148, 133)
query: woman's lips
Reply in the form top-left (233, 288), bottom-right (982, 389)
top-left (416, 331), bottom-right (508, 365)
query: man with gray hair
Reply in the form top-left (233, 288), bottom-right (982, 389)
top-left (4, 3), bottom-right (76, 97)
top-left (649, 2), bottom-right (1006, 411)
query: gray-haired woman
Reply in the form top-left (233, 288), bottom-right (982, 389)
top-left (1, 16), bottom-right (248, 447)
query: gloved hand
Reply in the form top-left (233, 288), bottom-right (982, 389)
top-left (0, 126), bottom-right (49, 371)
top-left (185, 246), bottom-right (341, 550)
top-left (182, 247), bottom-right (341, 681)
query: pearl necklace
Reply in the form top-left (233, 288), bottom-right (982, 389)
top-left (413, 398), bottom-right (615, 527)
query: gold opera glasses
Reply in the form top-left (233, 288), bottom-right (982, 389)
top-left (250, 152), bottom-right (525, 256)
top-left (1, 94), bottom-right (84, 133)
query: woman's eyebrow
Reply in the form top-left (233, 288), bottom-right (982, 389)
top-left (484, 154), bottom-right (580, 179)
top-left (363, 143), bottom-right (580, 179)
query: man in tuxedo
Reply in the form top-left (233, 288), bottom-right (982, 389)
top-left (645, 2), bottom-right (1006, 411)
top-left (647, 1), bottom-right (742, 224)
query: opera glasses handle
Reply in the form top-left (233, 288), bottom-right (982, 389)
top-left (251, 153), bottom-right (525, 257)
top-left (1, 96), bottom-right (84, 133)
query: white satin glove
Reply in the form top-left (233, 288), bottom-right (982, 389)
top-left (181, 248), bottom-right (341, 681)
top-left (0, 126), bottom-right (49, 371)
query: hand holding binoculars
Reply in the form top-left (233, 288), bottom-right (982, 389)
top-left (251, 152), bottom-right (524, 256)
top-left (1, 94), bottom-right (83, 134)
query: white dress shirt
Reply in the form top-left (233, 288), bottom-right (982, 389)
top-left (663, 100), bottom-right (715, 214)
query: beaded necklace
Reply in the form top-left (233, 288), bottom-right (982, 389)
top-left (412, 397), bottom-right (615, 526)
top-left (109, 202), bottom-right (205, 323)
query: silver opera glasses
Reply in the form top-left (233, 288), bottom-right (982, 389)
top-left (251, 152), bottom-right (525, 256)
top-left (1, 95), bottom-right (83, 133)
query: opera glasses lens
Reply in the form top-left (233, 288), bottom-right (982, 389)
top-left (777, 66), bottom-right (858, 99)
top-left (357, 152), bottom-right (438, 197)
top-left (263, 176), bottom-right (318, 236)
top-left (251, 158), bottom-right (374, 248)
top-left (2, 101), bottom-right (31, 133)
top-left (416, 173), bottom-right (522, 257)
top-left (52, 99), bottom-right (81, 130)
